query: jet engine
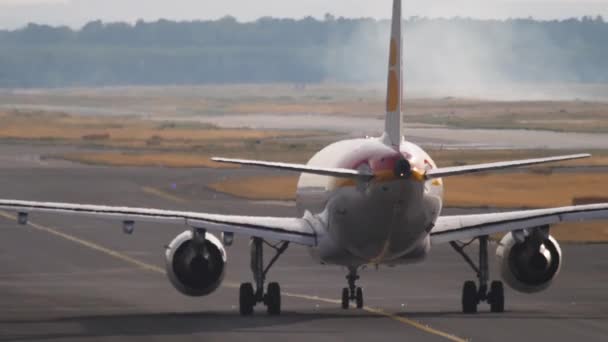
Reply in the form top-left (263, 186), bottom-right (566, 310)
top-left (165, 230), bottom-right (227, 296)
top-left (496, 231), bottom-right (562, 293)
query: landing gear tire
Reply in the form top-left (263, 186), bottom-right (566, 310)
top-left (342, 267), bottom-right (364, 310)
top-left (341, 288), bottom-right (349, 309)
top-left (239, 283), bottom-right (255, 316)
top-left (489, 281), bottom-right (505, 313)
top-left (452, 236), bottom-right (508, 314)
top-left (266, 282), bottom-right (281, 315)
top-left (355, 287), bottom-right (364, 309)
top-left (245, 238), bottom-right (289, 316)
top-left (462, 280), bottom-right (478, 314)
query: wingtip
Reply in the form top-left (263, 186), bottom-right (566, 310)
top-left (569, 153), bottom-right (592, 160)
top-left (557, 153), bottom-right (591, 160)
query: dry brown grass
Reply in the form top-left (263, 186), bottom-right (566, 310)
top-left (549, 222), bottom-right (608, 242)
top-left (60, 152), bottom-right (238, 169)
top-left (443, 173), bottom-right (608, 208)
top-left (4, 85), bottom-right (608, 132)
top-left (230, 101), bottom-right (382, 116)
top-left (543, 157), bottom-right (608, 167)
top-left (56, 143), bottom-right (324, 168)
top-left (208, 176), bottom-right (297, 200)
top-left (0, 110), bottom-right (319, 149)
top-left (404, 99), bottom-right (608, 133)
top-left (430, 149), bottom-right (608, 167)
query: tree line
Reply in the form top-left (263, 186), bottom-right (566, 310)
top-left (0, 15), bottom-right (607, 87)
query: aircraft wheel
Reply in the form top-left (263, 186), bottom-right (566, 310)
top-left (341, 288), bottom-right (349, 309)
top-left (489, 281), bottom-right (505, 313)
top-left (355, 287), bottom-right (364, 309)
top-left (462, 280), bottom-right (478, 314)
top-left (266, 282), bottom-right (281, 315)
top-left (239, 282), bottom-right (255, 316)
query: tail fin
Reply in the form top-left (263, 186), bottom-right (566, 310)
top-left (382, 0), bottom-right (403, 147)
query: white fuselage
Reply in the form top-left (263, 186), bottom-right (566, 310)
top-left (296, 137), bottom-right (444, 267)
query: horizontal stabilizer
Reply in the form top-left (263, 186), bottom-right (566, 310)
top-left (211, 157), bottom-right (374, 179)
top-left (426, 154), bottom-right (590, 179)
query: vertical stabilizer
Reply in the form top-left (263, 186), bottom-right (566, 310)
top-left (383, 0), bottom-right (403, 147)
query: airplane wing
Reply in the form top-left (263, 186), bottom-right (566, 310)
top-left (211, 157), bottom-right (373, 179)
top-left (430, 203), bottom-right (608, 244)
top-left (0, 199), bottom-right (318, 246)
top-left (425, 154), bottom-right (590, 179)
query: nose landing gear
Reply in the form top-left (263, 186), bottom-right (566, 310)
top-left (341, 267), bottom-right (364, 309)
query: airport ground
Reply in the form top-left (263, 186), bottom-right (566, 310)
top-left (1, 86), bottom-right (608, 340)
top-left (1, 144), bottom-right (607, 341)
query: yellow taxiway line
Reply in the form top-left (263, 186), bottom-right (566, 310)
top-left (0, 210), bottom-right (467, 342)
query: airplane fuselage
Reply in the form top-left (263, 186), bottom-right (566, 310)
top-left (296, 137), bottom-right (444, 267)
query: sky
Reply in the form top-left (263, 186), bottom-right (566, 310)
top-left (0, 0), bottom-right (607, 29)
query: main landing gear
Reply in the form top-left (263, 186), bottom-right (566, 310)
top-left (450, 235), bottom-right (505, 314)
top-left (341, 267), bottom-right (364, 309)
top-left (239, 237), bottom-right (289, 316)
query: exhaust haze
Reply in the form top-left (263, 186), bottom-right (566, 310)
top-left (326, 17), bottom-right (608, 100)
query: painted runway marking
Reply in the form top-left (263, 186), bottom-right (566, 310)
top-left (283, 292), bottom-right (467, 342)
top-left (0, 211), bottom-right (467, 342)
top-left (0, 211), bottom-right (164, 274)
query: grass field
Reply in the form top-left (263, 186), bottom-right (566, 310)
top-left (405, 98), bottom-right (608, 133)
top-left (3, 84), bottom-right (608, 133)
top-left (443, 173), bottom-right (608, 208)
top-left (209, 176), bottom-right (297, 201)
top-left (429, 149), bottom-right (608, 167)
top-left (0, 110), bottom-right (327, 151)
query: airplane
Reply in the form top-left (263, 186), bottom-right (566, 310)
top-left (1, 0), bottom-right (608, 316)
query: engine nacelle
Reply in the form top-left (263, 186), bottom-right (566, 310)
top-left (496, 232), bottom-right (562, 293)
top-left (165, 230), bottom-right (227, 297)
